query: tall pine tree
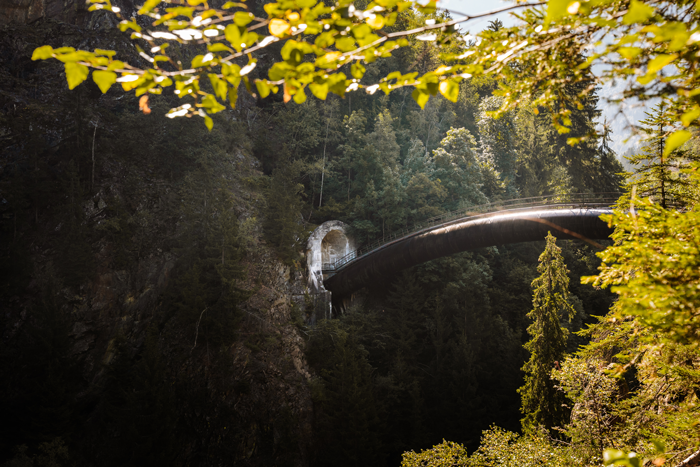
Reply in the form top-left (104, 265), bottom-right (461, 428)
top-left (519, 232), bottom-right (575, 433)
top-left (621, 103), bottom-right (700, 208)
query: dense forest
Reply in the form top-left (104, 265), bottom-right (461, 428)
top-left (2, 0), bottom-right (700, 466)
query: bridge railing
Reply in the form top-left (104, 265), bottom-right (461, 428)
top-left (331, 192), bottom-right (622, 271)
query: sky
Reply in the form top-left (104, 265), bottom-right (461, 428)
top-left (437, 0), bottom-right (647, 156)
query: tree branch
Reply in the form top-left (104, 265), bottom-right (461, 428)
top-left (678, 448), bottom-right (700, 467)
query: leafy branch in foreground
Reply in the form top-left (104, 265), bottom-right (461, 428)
top-left (32, 0), bottom-right (700, 143)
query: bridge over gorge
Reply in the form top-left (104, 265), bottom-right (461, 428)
top-left (305, 193), bottom-right (621, 303)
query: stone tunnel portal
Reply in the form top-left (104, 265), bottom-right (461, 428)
top-left (321, 230), bottom-right (349, 269)
top-left (306, 220), bottom-right (355, 294)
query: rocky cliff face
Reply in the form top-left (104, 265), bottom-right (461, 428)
top-left (0, 13), bottom-right (320, 466)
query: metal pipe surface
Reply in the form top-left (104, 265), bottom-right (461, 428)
top-left (324, 208), bottom-right (612, 298)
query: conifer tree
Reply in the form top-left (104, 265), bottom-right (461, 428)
top-left (477, 97), bottom-right (519, 198)
top-left (621, 103), bottom-right (700, 209)
top-left (337, 110), bottom-right (369, 204)
top-left (263, 156), bottom-right (307, 266)
top-left (519, 232), bottom-right (575, 433)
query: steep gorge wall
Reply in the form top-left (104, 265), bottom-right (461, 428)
top-left (0, 14), bottom-right (320, 466)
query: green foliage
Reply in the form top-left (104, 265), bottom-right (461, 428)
top-left (401, 440), bottom-right (469, 467)
top-left (308, 319), bottom-right (383, 467)
top-left (164, 144), bottom-right (249, 347)
top-left (466, 427), bottom-right (573, 467)
top-left (585, 199), bottom-right (700, 345)
top-left (31, 0), bottom-right (700, 161)
top-left (263, 156), bottom-right (308, 266)
top-left (519, 233), bottom-right (574, 434)
top-left (306, 248), bottom-right (534, 463)
top-left (603, 441), bottom-right (667, 467)
top-left (431, 127), bottom-right (487, 209)
top-left (401, 427), bottom-right (575, 467)
top-left (619, 103), bottom-right (700, 209)
top-left (477, 97), bottom-right (518, 197)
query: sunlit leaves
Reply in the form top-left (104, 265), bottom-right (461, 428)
top-left (545, 0), bottom-right (576, 25)
top-left (255, 79), bottom-right (271, 98)
top-left (32, 0), bottom-right (468, 128)
top-left (201, 94), bottom-right (226, 114)
top-left (225, 24), bottom-right (247, 52)
top-left (293, 88), bottom-right (307, 103)
top-left (336, 36), bottom-right (356, 52)
top-left (664, 130), bottom-right (691, 156)
top-left (351, 62), bottom-right (366, 79)
top-left (622, 0), bottom-right (655, 24)
top-left (209, 74), bottom-right (227, 100)
top-left (222, 63), bottom-right (241, 86)
top-left (585, 200), bottom-right (700, 344)
top-left (233, 11), bottom-right (254, 26)
top-left (604, 449), bottom-right (642, 467)
top-left (681, 107), bottom-right (700, 126)
top-left (315, 52), bottom-right (342, 69)
top-left (647, 54), bottom-right (677, 73)
top-left (31, 45), bottom-right (54, 60)
top-left (412, 88), bottom-right (429, 109)
top-left (65, 62), bottom-right (89, 89)
top-left (618, 47), bottom-right (642, 59)
top-left (438, 79), bottom-right (459, 102)
top-left (138, 0), bottom-right (161, 15)
top-left (366, 14), bottom-right (384, 29)
top-left (228, 85), bottom-right (238, 108)
top-left (93, 70), bottom-right (117, 93)
top-left (203, 114), bottom-right (214, 131)
top-left (118, 19), bottom-right (141, 32)
top-left (191, 53), bottom-right (215, 68)
top-left (309, 81), bottom-right (328, 99)
top-left (29, 0), bottom-right (700, 137)
top-left (269, 18), bottom-right (290, 37)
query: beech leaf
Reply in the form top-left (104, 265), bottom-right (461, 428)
top-left (65, 62), bottom-right (89, 90)
top-left (93, 70), bottom-right (117, 93)
top-left (32, 45), bottom-right (54, 60)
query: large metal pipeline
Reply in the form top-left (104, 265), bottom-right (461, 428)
top-left (323, 207), bottom-right (613, 298)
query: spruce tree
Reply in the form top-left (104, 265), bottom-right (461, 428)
top-left (519, 232), bottom-right (575, 433)
top-left (621, 103), bottom-right (700, 209)
top-left (477, 96), bottom-right (519, 198)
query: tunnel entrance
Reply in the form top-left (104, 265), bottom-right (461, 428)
top-left (321, 229), bottom-right (350, 270)
top-left (306, 220), bottom-right (355, 294)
